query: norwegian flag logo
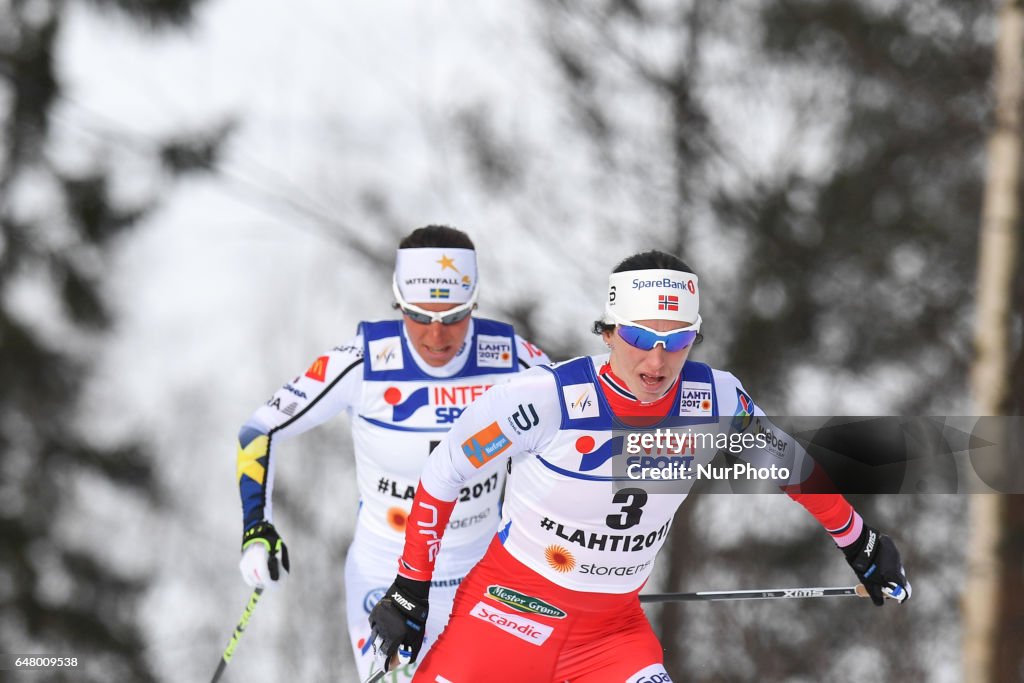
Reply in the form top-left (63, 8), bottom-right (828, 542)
top-left (657, 295), bottom-right (679, 311)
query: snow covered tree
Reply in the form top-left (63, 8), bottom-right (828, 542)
top-left (0, 1), bottom-right (224, 680)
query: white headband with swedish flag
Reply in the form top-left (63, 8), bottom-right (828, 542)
top-left (394, 247), bottom-right (477, 304)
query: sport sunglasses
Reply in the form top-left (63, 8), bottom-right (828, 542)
top-left (392, 276), bottom-right (478, 325)
top-left (606, 311), bottom-right (702, 352)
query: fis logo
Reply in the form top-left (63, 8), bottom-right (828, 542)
top-left (657, 294), bottom-right (679, 311)
top-left (368, 337), bottom-right (404, 371)
top-left (562, 384), bottom-right (600, 419)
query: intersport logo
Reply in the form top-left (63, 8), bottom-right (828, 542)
top-left (469, 602), bottom-right (554, 645)
top-left (384, 384), bottom-right (491, 424)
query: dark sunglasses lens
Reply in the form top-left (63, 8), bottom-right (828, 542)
top-left (402, 308), bottom-right (434, 324)
top-left (441, 307), bottom-right (473, 325)
top-left (402, 305), bottom-right (472, 325)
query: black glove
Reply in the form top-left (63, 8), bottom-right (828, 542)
top-left (842, 525), bottom-right (911, 606)
top-left (240, 521), bottom-right (290, 585)
top-left (368, 575), bottom-right (430, 671)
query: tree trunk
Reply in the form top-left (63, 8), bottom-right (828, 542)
top-left (995, 495), bottom-right (1024, 681)
top-left (657, 499), bottom-right (699, 677)
top-left (966, 2), bottom-right (1024, 681)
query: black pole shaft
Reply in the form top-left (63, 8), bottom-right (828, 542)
top-left (640, 585), bottom-right (864, 603)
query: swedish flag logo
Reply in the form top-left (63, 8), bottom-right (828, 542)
top-left (430, 288), bottom-right (451, 299)
top-left (237, 435), bottom-right (269, 484)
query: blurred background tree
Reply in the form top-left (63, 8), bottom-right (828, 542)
top-left (0, 1), bottom-right (225, 680)
top-left (968, 1), bottom-right (1024, 681)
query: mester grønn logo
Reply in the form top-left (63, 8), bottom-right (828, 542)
top-left (485, 585), bottom-right (567, 618)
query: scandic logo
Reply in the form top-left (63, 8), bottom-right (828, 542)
top-left (304, 356), bottom-right (329, 382)
top-left (461, 422), bottom-right (512, 468)
top-left (485, 585), bottom-right (567, 619)
top-left (469, 602), bottom-right (554, 645)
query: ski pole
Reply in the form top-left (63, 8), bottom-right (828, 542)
top-left (363, 643), bottom-right (408, 683)
top-left (364, 651), bottom-right (388, 683)
top-left (640, 584), bottom-right (869, 603)
top-left (365, 665), bottom-right (387, 683)
top-left (210, 587), bottom-right (264, 683)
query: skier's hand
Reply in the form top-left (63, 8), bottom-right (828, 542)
top-left (843, 525), bottom-right (911, 606)
top-left (368, 575), bottom-right (429, 671)
top-left (239, 521), bottom-right (290, 589)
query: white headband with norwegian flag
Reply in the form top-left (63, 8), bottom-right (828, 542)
top-left (394, 247), bottom-right (477, 304)
top-left (603, 269), bottom-right (701, 328)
